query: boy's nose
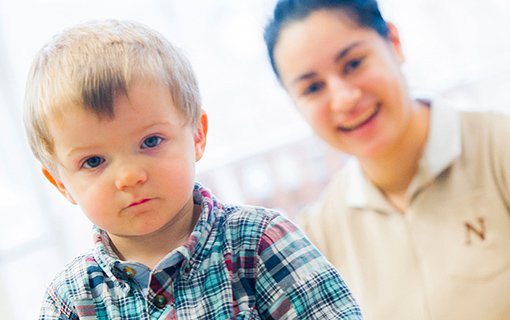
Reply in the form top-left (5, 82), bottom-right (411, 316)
top-left (115, 163), bottom-right (147, 190)
top-left (328, 78), bottom-right (361, 113)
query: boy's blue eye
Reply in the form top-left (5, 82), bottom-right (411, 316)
top-left (82, 156), bottom-right (104, 169)
top-left (141, 136), bottom-right (163, 149)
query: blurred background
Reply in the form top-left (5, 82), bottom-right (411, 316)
top-left (0, 0), bottom-right (509, 318)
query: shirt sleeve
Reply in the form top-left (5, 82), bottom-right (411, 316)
top-left (254, 213), bottom-right (362, 319)
top-left (39, 286), bottom-right (77, 320)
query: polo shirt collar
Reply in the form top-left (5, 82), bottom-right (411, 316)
top-left (346, 100), bottom-right (461, 209)
top-left (409, 100), bottom-right (461, 194)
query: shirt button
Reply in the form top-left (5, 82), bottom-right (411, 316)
top-left (123, 267), bottom-right (136, 279)
top-left (154, 294), bottom-right (167, 309)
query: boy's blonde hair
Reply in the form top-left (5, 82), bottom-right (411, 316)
top-left (24, 19), bottom-right (201, 174)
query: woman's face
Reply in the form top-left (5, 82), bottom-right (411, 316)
top-left (274, 10), bottom-right (414, 160)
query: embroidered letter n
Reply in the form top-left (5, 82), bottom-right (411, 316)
top-left (464, 217), bottom-right (486, 245)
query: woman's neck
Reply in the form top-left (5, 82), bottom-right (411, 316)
top-left (360, 101), bottom-right (430, 212)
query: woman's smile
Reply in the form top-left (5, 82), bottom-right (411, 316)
top-left (337, 104), bottom-right (381, 132)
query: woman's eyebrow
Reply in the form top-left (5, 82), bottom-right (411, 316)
top-left (334, 41), bottom-right (363, 63)
top-left (291, 41), bottom-right (364, 85)
top-left (292, 71), bottom-right (318, 85)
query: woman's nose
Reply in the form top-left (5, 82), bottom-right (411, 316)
top-left (328, 77), bottom-right (361, 113)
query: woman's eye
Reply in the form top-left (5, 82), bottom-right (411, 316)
top-left (82, 156), bottom-right (104, 169)
top-left (141, 136), bottom-right (163, 149)
top-left (303, 82), bottom-right (324, 96)
top-left (344, 58), bottom-right (363, 74)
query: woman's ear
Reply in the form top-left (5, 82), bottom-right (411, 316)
top-left (193, 111), bottom-right (208, 161)
top-left (386, 22), bottom-right (405, 64)
top-left (42, 167), bottom-right (77, 204)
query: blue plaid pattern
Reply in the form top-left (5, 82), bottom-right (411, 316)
top-left (39, 183), bottom-right (362, 319)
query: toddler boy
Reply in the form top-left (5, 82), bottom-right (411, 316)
top-left (24, 19), bottom-right (361, 319)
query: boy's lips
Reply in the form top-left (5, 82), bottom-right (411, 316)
top-left (128, 198), bottom-right (151, 207)
top-left (337, 104), bottom-right (381, 132)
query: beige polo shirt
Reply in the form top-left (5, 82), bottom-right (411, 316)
top-left (299, 101), bottom-right (510, 320)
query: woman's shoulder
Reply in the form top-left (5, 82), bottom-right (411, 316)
top-left (434, 97), bottom-right (510, 135)
top-left (458, 109), bottom-right (510, 150)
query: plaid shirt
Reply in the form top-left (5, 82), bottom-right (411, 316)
top-left (40, 183), bottom-right (362, 319)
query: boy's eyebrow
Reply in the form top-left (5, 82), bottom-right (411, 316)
top-left (291, 41), bottom-right (364, 85)
top-left (65, 145), bottom-right (101, 159)
top-left (64, 120), bottom-right (178, 159)
top-left (141, 120), bottom-right (178, 131)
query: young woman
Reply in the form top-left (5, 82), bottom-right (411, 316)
top-left (264, 0), bottom-right (510, 319)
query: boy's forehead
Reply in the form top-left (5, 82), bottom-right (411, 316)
top-left (50, 81), bottom-right (187, 131)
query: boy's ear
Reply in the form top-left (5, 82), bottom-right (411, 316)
top-left (42, 167), bottom-right (77, 204)
top-left (193, 111), bottom-right (208, 161)
top-left (386, 22), bottom-right (405, 64)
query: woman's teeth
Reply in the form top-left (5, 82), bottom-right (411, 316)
top-left (338, 105), bottom-right (380, 132)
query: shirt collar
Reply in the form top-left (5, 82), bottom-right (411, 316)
top-left (345, 160), bottom-right (395, 211)
top-left (414, 100), bottom-right (461, 182)
top-left (346, 100), bottom-right (461, 208)
top-left (180, 182), bottom-right (221, 274)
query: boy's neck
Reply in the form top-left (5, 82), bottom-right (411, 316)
top-left (108, 200), bottom-right (202, 269)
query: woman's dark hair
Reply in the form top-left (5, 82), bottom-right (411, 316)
top-left (264, 0), bottom-right (389, 80)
